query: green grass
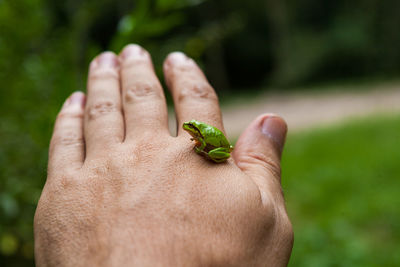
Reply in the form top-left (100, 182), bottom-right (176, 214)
top-left (282, 114), bottom-right (400, 267)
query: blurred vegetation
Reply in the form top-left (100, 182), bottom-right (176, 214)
top-left (0, 0), bottom-right (399, 265)
top-left (282, 115), bottom-right (400, 266)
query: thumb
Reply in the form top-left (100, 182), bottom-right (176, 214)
top-left (233, 114), bottom-right (287, 184)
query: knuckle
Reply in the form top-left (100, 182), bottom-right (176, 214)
top-left (124, 82), bottom-right (162, 103)
top-left (57, 172), bottom-right (80, 190)
top-left (45, 170), bottom-right (81, 194)
top-left (130, 141), bottom-right (160, 162)
top-left (87, 100), bottom-right (118, 120)
top-left (177, 82), bottom-right (218, 102)
top-left (51, 131), bottom-right (83, 148)
top-left (83, 158), bottom-right (108, 174)
top-left (57, 110), bottom-right (84, 121)
top-left (89, 68), bottom-right (119, 83)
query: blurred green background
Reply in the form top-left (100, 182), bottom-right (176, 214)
top-left (0, 0), bottom-right (399, 266)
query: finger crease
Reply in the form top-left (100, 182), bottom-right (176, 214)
top-left (124, 83), bottom-right (162, 103)
top-left (177, 84), bottom-right (217, 102)
top-left (87, 101), bottom-right (119, 120)
top-left (89, 69), bottom-right (119, 83)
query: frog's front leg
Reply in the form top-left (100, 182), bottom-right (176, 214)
top-left (207, 147), bottom-right (231, 163)
top-left (194, 137), bottom-right (207, 155)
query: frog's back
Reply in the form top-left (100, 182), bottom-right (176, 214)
top-left (200, 124), bottom-right (230, 148)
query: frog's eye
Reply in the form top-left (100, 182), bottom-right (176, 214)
top-left (188, 124), bottom-right (201, 133)
top-left (188, 124), bottom-right (197, 130)
top-left (183, 123), bottom-right (196, 132)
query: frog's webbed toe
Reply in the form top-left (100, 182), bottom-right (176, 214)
top-left (211, 158), bottom-right (228, 163)
top-left (194, 146), bottom-right (209, 156)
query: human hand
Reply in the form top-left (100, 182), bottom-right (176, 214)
top-left (34, 45), bottom-right (293, 266)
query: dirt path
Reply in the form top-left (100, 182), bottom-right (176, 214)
top-left (169, 82), bottom-right (400, 138)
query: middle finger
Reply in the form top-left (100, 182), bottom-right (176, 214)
top-left (119, 44), bottom-right (169, 141)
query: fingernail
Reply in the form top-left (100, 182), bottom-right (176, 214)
top-left (168, 52), bottom-right (190, 65)
top-left (121, 44), bottom-right (147, 60)
top-left (261, 115), bottom-right (287, 151)
top-left (97, 52), bottom-right (118, 68)
top-left (69, 92), bottom-right (85, 108)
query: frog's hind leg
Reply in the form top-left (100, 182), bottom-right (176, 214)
top-left (210, 158), bottom-right (227, 163)
top-left (208, 147), bottom-right (230, 163)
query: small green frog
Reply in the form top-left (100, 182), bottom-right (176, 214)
top-left (182, 120), bottom-right (233, 163)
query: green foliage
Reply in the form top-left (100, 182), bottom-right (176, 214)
top-left (282, 115), bottom-right (400, 266)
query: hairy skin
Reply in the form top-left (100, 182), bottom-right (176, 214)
top-left (34, 45), bottom-right (293, 267)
